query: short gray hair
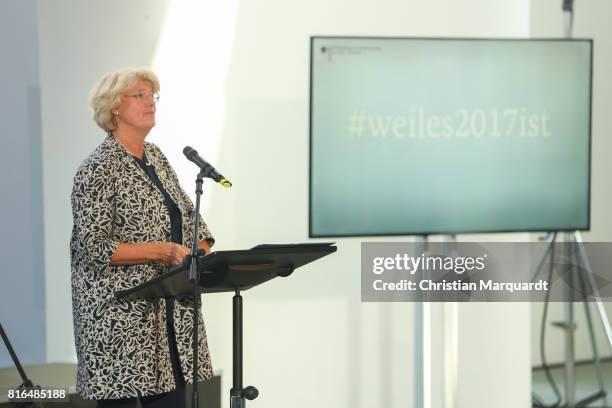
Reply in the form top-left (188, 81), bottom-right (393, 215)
top-left (89, 68), bottom-right (160, 132)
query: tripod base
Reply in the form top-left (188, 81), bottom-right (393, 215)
top-left (230, 385), bottom-right (259, 407)
top-left (230, 394), bottom-right (243, 408)
top-left (534, 232), bottom-right (612, 408)
top-left (230, 386), bottom-right (259, 408)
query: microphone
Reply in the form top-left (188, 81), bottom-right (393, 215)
top-left (183, 146), bottom-right (232, 188)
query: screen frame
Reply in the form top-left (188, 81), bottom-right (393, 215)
top-left (308, 36), bottom-right (593, 238)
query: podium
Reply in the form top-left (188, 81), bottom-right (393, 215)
top-left (116, 243), bottom-right (337, 408)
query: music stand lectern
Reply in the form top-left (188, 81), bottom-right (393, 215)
top-left (116, 243), bottom-right (337, 408)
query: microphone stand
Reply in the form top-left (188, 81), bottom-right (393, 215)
top-left (189, 168), bottom-right (205, 408)
top-left (0, 322), bottom-right (43, 407)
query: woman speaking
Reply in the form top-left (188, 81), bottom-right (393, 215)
top-left (70, 68), bottom-right (214, 407)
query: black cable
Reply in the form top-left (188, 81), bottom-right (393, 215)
top-left (535, 235), bottom-right (563, 407)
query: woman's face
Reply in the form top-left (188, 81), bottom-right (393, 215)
top-left (114, 79), bottom-right (157, 134)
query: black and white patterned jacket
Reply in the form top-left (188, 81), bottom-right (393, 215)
top-left (70, 134), bottom-right (214, 400)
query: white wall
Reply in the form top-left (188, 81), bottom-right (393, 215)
top-left (0, 0), bottom-right (45, 368)
top-left (37, 1), bottom-right (533, 407)
top-left (38, 0), bottom-right (171, 364)
top-left (529, 0), bottom-right (612, 367)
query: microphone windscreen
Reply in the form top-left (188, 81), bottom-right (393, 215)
top-left (183, 146), bottom-right (196, 158)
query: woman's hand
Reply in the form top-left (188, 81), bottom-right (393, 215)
top-left (198, 239), bottom-right (212, 255)
top-left (109, 242), bottom-right (196, 266)
top-left (159, 242), bottom-right (192, 265)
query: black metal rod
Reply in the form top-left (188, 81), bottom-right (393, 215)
top-left (0, 322), bottom-right (31, 384)
top-left (190, 171), bottom-right (204, 281)
top-left (233, 290), bottom-right (243, 391)
top-left (192, 286), bottom-right (199, 408)
top-left (190, 170), bottom-right (205, 408)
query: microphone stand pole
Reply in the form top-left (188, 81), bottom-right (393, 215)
top-left (189, 169), bottom-right (205, 408)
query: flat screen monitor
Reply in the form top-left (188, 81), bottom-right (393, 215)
top-left (309, 37), bottom-right (592, 237)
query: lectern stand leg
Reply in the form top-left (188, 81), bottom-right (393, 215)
top-left (231, 290), bottom-right (244, 408)
top-left (230, 289), bottom-right (259, 408)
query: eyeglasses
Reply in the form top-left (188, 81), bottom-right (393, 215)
top-left (124, 92), bottom-right (160, 102)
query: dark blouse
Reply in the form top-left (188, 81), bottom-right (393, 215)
top-left (133, 153), bottom-right (183, 245)
top-left (133, 153), bottom-right (185, 384)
